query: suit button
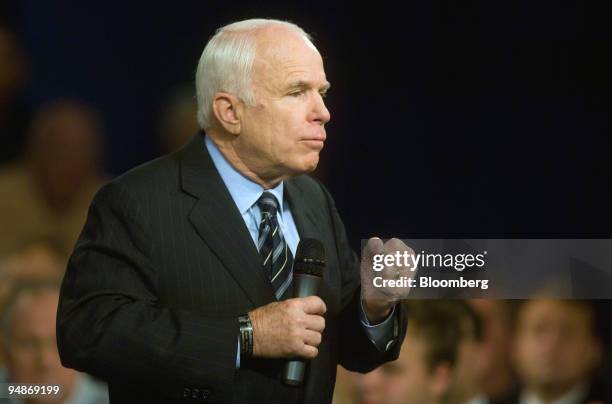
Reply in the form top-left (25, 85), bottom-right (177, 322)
top-left (192, 388), bottom-right (201, 399)
top-left (182, 388), bottom-right (191, 398)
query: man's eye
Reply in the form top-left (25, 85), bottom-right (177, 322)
top-left (289, 90), bottom-right (304, 97)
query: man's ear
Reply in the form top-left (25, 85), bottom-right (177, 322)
top-left (212, 92), bottom-right (242, 135)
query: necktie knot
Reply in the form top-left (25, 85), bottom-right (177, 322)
top-left (257, 191), bottom-right (279, 218)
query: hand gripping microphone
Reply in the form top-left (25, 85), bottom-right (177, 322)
top-left (282, 238), bottom-right (325, 386)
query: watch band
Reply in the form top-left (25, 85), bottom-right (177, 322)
top-left (238, 314), bottom-right (253, 357)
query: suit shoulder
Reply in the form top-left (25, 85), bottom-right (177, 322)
top-left (111, 151), bottom-right (181, 197)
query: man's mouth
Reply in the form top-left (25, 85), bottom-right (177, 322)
top-left (299, 138), bottom-right (325, 149)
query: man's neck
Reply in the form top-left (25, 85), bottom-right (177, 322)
top-left (207, 131), bottom-right (284, 189)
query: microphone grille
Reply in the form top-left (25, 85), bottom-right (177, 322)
top-left (294, 238), bottom-right (325, 277)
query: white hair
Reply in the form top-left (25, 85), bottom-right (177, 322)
top-left (195, 19), bottom-right (313, 129)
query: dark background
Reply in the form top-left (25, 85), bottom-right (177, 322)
top-left (2, 0), bottom-right (611, 248)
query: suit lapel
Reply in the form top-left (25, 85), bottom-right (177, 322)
top-left (180, 134), bottom-right (276, 307)
top-left (285, 179), bottom-right (338, 297)
top-left (284, 179), bottom-right (320, 243)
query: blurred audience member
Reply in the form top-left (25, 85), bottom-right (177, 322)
top-left (333, 364), bottom-right (356, 404)
top-left (0, 239), bottom-right (65, 366)
top-left (157, 86), bottom-right (198, 154)
top-left (0, 23), bottom-right (30, 163)
top-left (352, 300), bottom-right (485, 404)
top-left (0, 239), bottom-right (65, 312)
top-left (469, 299), bottom-right (517, 404)
top-left (0, 100), bottom-right (106, 257)
top-left (0, 279), bottom-right (108, 403)
top-left (512, 300), bottom-right (603, 404)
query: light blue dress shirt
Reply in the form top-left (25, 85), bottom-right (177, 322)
top-left (203, 135), bottom-right (396, 368)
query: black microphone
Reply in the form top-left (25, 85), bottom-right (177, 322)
top-left (282, 238), bottom-right (325, 386)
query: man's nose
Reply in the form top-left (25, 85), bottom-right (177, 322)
top-left (311, 93), bottom-right (331, 125)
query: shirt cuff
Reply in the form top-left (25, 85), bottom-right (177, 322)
top-left (359, 300), bottom-right (398, 352)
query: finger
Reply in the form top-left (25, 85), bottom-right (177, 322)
top-left (304, 314), bottom-right (325, 332)
top-left (384, 238), bottom-right (418, 274)
top-left (385, 238), bottom-right (415, 256)
top-left (303, 329), bottom-right (322, 347)
top-left (300, 344), bottom-right (319, 359)
top-left (362, 237), bottom-right (384, 264)
top-left (301, 296), bottom-right (327, 315)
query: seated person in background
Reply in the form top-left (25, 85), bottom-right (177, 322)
top-left (0, 100), bottom-right (106, 257)
top-left (353, 300), bottom-right (486, 404)
top-left (157, 86), bottom-right (199, 155)
top-left (0, 279), bottom-right (108, 404)
top-left (512, 299), bottom-right (603, 404)
top-left (468, 299), bottom-right (517, 404)
top-left (0, 239), bottom-right (66, 305)
top-left (0, 239), bottom-right (66, 366)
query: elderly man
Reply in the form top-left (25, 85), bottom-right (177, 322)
top-left (57, 19), bottom-right (408, 403)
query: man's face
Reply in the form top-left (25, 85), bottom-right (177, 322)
top-left (468, 300), bottom-right (513, 387)
top-left (513, 300), bottom-right (601, 394)
top-left (235, 27), bottom-right (331, 181)
top-left (30, 104), bottom-right (101, 207)
top-left (3, 291), bottom-right (77, 403)
top-left (357, 332), bottom-right (438, 404)
top-left (448, 335), bottom-right (486, 403)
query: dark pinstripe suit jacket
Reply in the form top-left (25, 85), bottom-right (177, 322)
top-left (57, 134), bottom-right (407, 403)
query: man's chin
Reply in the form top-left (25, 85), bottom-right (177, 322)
top-left (306, 160), bottom-right (319, 172)
top-left (278, 153), bottom-right (321, 180)
top-left (302, 160), bottom-right (319, 175)
top-left (288, 156), bottom-right (320, 176)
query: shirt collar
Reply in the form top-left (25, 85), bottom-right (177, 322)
top-left (204, 134), bottom-right (284, 214)
top-left (520, 384), bottom-right (588, 404)
top-left (464, 395), bottom-right (488, 404)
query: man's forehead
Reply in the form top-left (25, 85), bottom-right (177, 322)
top-left (254, 24), bottom-right (310, 45)
top-left (254, 27), bottom-right (320, 63)
top-left (254, 35), bottom-right (326, 85)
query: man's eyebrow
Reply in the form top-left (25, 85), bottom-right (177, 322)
top-left (286, 80), bottom-right (331, 92)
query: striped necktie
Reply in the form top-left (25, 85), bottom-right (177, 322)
top-left (257, 191), bottom-right (294, 299)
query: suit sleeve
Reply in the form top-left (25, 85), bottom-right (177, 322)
top-left (57, 180), bottom-right (237, 398)
top-left (318, 184), bottom-right (408, 373)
